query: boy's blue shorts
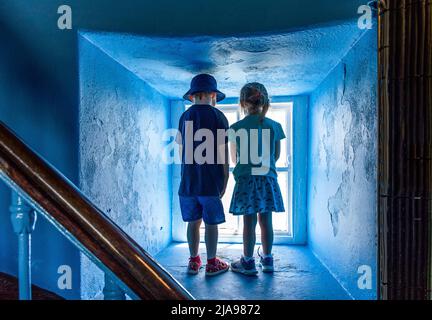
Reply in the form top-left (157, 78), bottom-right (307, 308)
top-left (179, 196), bottom-right (225, 225)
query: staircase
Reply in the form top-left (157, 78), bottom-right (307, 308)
top-left (0, 272), bottom-right (63, 300)
top-left (0, 121), bottom-right (193, 300)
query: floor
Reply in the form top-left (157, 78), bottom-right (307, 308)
top-left (155, 243), bottom-right (350, 300)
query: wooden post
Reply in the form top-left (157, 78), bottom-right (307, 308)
top-left (378, 0), bottom-right (432, 299)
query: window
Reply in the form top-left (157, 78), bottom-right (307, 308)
top-left (186, 102), bottom-right (293, 239)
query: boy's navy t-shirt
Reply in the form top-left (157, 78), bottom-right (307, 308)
top-left (176, 104), bottom-right (229, 197)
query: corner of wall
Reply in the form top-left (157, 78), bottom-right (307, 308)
top-left (170, 100), bottom-right (187, 242)
top-left (290, 95), bottom-right (309, 245)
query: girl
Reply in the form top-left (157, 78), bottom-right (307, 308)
top-left (228, 82), bottom-right (285, 275)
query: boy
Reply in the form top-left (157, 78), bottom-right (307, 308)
top-left (176, 74), bottom-right (230, 276)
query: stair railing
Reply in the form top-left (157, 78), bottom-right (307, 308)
top-left (0, 121), bottom-right (193, 300)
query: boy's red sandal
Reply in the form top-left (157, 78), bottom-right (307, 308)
top-left (187, 256), bottom-right (203, 275)
top-left (205, 258), bottom-right (229, 276)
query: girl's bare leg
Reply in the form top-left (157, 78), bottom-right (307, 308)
top-left (243, 214), bottom-right (258, 257)
top-left (258, 213), bottom-right (273, 255)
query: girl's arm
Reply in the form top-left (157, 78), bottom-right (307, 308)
top-left (275, 140), bottom-right (281, 162)
top-left (229, 141), bottom-right (237, 164)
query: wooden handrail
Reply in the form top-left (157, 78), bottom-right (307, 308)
top-left (0, 121), bottom-right (193, 300)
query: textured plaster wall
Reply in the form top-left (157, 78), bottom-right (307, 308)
top-left (307, 27), bottom-right (377, 300)
top-left (81, 21), bottom-right (364, 99)
top-left (79, 36), bottom-right (172, 299)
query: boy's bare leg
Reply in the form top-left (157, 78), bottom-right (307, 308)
top-left (187, 219), bottom-right (202, 257)
top-left (258, 213), bottom-right (273, 255)
top-left (243, 214), bottom-right (258, 257)
top-left (205, 224), bottom-right (218, 260)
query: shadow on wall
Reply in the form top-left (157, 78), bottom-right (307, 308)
top-left (0, 21), bottom-right (80, 299)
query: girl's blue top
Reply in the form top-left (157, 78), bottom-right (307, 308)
top-left (228, 114), bottom-right (286, 180)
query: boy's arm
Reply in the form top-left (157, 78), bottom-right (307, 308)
top-left (175, 118), bottom-right (183, 161)
top-left (275, 140), bottom-right (281, 162)
top-left (218, 142), bottom-right (229, 198)
top-left (178, 145), bottom-right (183, 160)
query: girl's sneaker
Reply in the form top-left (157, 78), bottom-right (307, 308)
top-left (258, 247), bottom-right (274, 273)
top-left (187, 256), bottom-right (202, 275)
top-left (205, 258), bottom-right (229, 276)
top-left (231, 257), bottom-right (259, 276)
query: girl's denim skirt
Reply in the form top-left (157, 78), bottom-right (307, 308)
top-left (229, 175), bottom-right (285, 216)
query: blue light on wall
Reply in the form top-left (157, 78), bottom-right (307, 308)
top-left (307, 26), bottom-right (378, 300)
top-left (80, 20), bottom-right (365, 99)
top-left (78, 34), bottom-right (173, 299)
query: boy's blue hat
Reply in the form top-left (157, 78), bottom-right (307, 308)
top-left (183, 74), bottom-right (226, 102)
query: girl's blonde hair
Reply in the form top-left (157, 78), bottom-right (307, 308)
top-left (239, 82), bottom-right (270, 122)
